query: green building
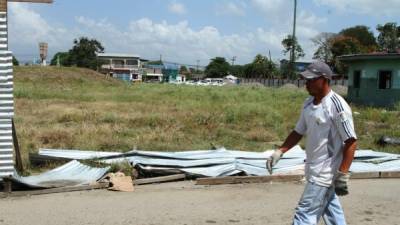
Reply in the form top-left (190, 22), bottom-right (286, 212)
top-left (339, 53), bottom-right (400, 107)
top-left (145, 62), bottom-right (180, 83)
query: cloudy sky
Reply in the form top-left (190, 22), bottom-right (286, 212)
top-left (7, 0), bottom-right (400, 65)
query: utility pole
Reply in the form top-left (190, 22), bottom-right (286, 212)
top-left (268, 50), bottom-right (272, 62)
top-left (231, 56), bottom-right (236, 66)
top-left (290, 0), bottom-right (297, 78)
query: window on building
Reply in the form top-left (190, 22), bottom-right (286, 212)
top-left (353, 70), bottom-right (361, 88)
top-left (126, 59), bottom-right (138, 66)
top-left (378, 71), bottom-right (392, 89)
top-left (113, 60), bottom-right (124, 66)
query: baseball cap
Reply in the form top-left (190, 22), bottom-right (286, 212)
top-left (300, 61), bottom-right (334, 80)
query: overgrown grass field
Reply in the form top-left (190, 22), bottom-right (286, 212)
top-left (13, 66), bottom-right (400, 169)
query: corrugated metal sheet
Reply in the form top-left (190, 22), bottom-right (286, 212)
top-left (39, 149), bottom-right (122, 160)
top-left (0, 12), bottom-right (13, 178)
top-left (0, 13), bottom-right (6, 52)
top-left (38, 146), bottom-right (400, 177)
top-left (11, 160), bottom-right (110, 188)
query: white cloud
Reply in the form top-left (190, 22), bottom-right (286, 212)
top-left (250, 0), bottom-right (326, 30)
top-left (6, 3), bottom-right (286, 64)
top-left (216, 2), bottom-right (246, 17)
top-left (251, 0), bottom-right (290, 23)
top-left (250, 0), bottom-right (327, 60)
top-left (168, 1), bottom-right (186, 15)
top-left (314, 0), bottom-right (400, 16)
top-left (7, 2), bottom-right (317, 65)
top-left (76, 16), bottom-right (283, 64)
top-left (296, 11), bottom-right (326, 40)
top-left (8, 3), bottom-right (73, 60)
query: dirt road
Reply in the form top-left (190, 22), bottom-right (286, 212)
top-left (0, 179), bottom-right (399, 225)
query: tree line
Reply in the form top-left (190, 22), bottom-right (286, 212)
top-left (205, 22), bottom-right (400, 79)
top-left (11, 22), bottom-right (400, 80)
top-left (50, 37), bottom-right (104, 70)
top-left (311, 22), bottom-right (399, 74)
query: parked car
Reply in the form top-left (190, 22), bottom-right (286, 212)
top-left (211, 79), bottom-right (224, 86)
top-left (184, 80), bottom-right (196, 85)
top-left (196, 80), bottom-right (210, 86)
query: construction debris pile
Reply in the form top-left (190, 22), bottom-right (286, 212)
top-left (37, 145), bottom-right (306, 177)
top-left (37, 145), bottom-right (400, 177)
top-left (12, 160), bottom-right (109, 189)
top-left (1, 145), bottom-right (400, 195)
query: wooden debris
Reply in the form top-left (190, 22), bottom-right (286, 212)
top-left (351, 172), bottom-right (380, 179)
top-left (351, 171), bottom-right (400, 179)
top-left (380, 171), bottom-right (400, 178)
top-left (2, 177), bottom-right (12, 193)
top-left (12, 119), bottom-right (24, 173)
top-left (0, 182), bottom-right (109, 198)
top-left (196, 174), bottom-right (304, 186)
top-left (196, 171), bottom-right (400, 185)
top-left (134, 174), bottom-right (186, 185)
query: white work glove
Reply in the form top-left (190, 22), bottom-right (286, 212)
top-left (266, 149), bottom-right (283, 175)
top-left (334, 171), bottom-right (351, 196)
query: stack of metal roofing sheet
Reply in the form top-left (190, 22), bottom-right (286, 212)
top-left (0, 12), bottom-right (14, 179)
top-left (37, 146), bottom-right (400, 178)
top-left (11, 160), bottom-right (110, 188)
top-left (38, 149), bottom-right (122, 160)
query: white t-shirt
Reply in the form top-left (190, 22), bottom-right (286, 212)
top-left (294, 90), bottom-right (357, 187)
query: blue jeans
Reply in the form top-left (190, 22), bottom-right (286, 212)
top-left (292, 182), bottom-right (347, 225)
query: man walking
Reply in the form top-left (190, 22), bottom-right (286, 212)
top-left (267, 61), bottom-right (357, 225)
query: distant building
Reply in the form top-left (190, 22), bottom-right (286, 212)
top-left (280, 59), bottom-right (312, 73)
top-left (339, 53), bottom-right (400, 107)
top-left (191, 73), bottom-right (206, 81)
top-left (97, 54), bottom-right (184, 83)
top-left (294, 61), bottom-right (312, 73)
top-left (161, 62), bottom-right (180, 83)
top-left (97, 53), bottom-right (142, 82)
top-left (176, 74), bottom-right (186, 83)
top-left (145, 62), bottom-right (180, 83)
top-left (142, 64), bottom-right (164, 82)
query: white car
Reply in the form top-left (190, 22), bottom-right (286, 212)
top-left (184, 81), bottom-right (196, 85)
top-left (211, 80), bottom-right (225, 86)
top-left (196, 80), bottom-right (210, 86)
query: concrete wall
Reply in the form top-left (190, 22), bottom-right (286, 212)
top-left (347, 59), bottom-right (400, 107)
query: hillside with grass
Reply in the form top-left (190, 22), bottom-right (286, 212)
top-left (13, 66), bottom-right (400, 168)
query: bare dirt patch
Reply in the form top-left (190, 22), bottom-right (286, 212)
top-left (0, 179), bottom-right (399, 225)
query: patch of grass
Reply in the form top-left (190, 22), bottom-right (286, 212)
top-left (101, 112), bottom-right (120, 124)
top-left (108, 161), bottom-right (134, 177)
